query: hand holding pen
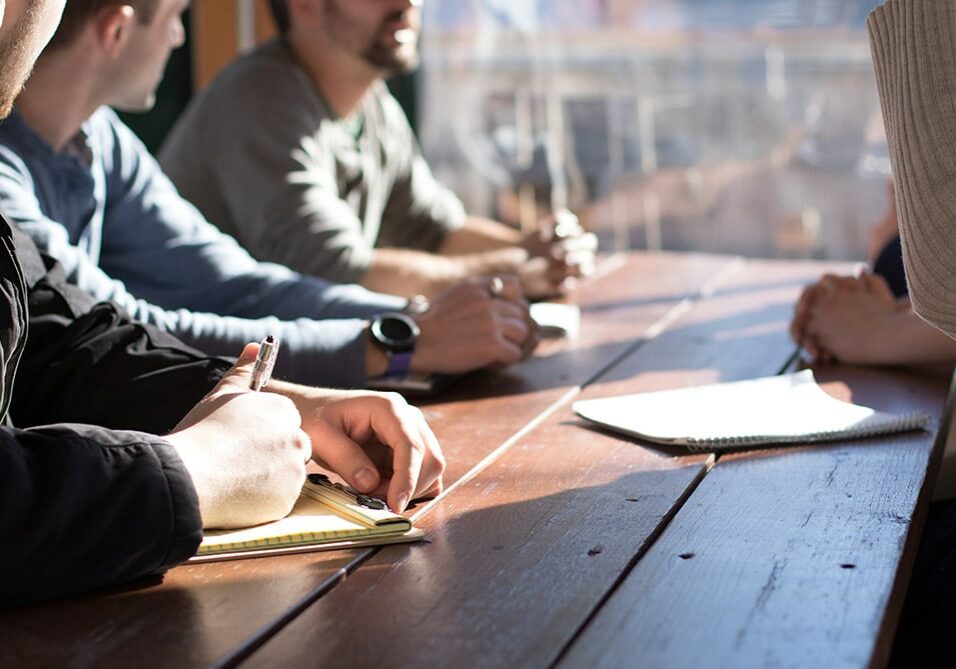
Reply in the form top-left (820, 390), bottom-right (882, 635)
top-left (248, 336), bottom-right (443, 512)
top-left (166, 340), bottom-right (311, 528)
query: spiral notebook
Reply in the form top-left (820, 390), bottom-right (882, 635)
top-left (190, 474), bottom-right (424, 563)
top-left (573, 370), bottom-right (930, 451)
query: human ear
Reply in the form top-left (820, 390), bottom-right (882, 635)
top-left (95, 4), bottom-right (135, 56)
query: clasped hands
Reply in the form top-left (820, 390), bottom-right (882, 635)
top-left (519, 209), bottom-right (598, 299)
top-left (790, 270), bottom-right (906, 364)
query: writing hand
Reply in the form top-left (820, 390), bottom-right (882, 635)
top-left (166, 343), bottom-right (311, 529)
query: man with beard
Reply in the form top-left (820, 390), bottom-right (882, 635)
top-left (0, 0), bottom-right (444, 607)
top-left (160, 0), bottom-right (597, 300)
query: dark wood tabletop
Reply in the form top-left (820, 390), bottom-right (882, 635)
top-left (1, 252), bottom-right (949, 669)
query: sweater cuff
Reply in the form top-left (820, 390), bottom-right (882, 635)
top-left (152, 440), bottom-right (203, 568)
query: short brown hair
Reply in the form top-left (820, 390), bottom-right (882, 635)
top-left (46, 0), bottom-right (161, 50)
top-left (267, 0), bottom-right (290, 35)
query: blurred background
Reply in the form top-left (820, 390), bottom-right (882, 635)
top-left (135, 0), bottom-right (888, 262)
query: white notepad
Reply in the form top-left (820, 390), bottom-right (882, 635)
top-left (573, 370), bottom-right (930, 451)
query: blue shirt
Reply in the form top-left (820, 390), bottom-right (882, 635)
top-left (0, 107), bottom-right (406, 388)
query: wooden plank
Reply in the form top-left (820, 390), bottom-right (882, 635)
top-left (585, 258), bottom-right (851, 394)
top-left (0, 551), bottom-right (365, 669)
top-left (0, 253), bottom-right (734, 668)
top-left (241, 258), bottom-right (841, 667)
top-left (559, 366), bottom-right (950, 669)
top-left (420, 252), bottom-right (738, 486)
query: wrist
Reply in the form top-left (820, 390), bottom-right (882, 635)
top-left (367, 313), bottom-right (420, 377)
top-left (166, 430), bottom-right (215, 527)
top-left (365, 329), bottom-right (389, 378)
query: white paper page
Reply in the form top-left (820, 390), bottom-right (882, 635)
top-left (530, 302), bottom-right (581, 339)
top-left (573, 370), bottom-right (926, 446)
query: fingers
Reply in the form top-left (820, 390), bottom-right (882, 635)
top-left (526, 211), bottom-right (597, 288)
top-left (308, 417), bottom-right (383, 495)
top-left (519, 319), bottom-right (542, 360)
top-left (489, 303), bottom-right (535, 364)
top-left (548, 233), bottom-right (598, 284)
top-left (792, 272), bottom-right (877, 345)
top-left (860, 270), bottom-right (896, 301)
top-left (316, 396), bottom-right (445, 512)
top-left (488, 274), bottom-right (523, 303)
top-left (423, 275), bottom-right (538, 370)
top-left (791, 283), bottom-right (821, 343)
top-left (387, 427), bottom-right (425, 512)
top-left (553, 232), bottom-right (598, 259)
top-left (373, 408), bottom-right (445, 509)
top-left (479, 275), bottom-right (537, 360)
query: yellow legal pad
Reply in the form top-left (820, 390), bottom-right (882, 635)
top-left (190, 474), bottom-right (424, 563)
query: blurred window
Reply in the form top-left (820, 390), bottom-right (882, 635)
top-left (419, 0), bottom-right (887, 260)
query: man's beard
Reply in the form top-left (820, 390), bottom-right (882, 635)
top-left (361, 35), bottom-right (419, 76)
top-left (324, 1), bottom-right (420, 76)
top-left (0, 5), bottom-right (42, 117)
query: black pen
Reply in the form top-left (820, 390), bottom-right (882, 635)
top-left (250, 335), bottom-right (279, 391)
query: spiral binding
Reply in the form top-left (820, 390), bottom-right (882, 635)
top-left (683, 411), bottom-right (932, 452)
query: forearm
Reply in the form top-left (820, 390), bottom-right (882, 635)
top-left (437, 216), bottom-right (523, 255)
top-left (362, 246), bottom-right (526, 298)
top-left (879, 308), bottom-right (956, 365)
top-left (868, 1), bottom-right (956, 338)
top-left (163, 310), bottom-right (374, 389)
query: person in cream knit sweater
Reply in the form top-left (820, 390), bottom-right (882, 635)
top-left (869, 0), bottom-right (956, 339)
top-left (869, 1), bottom-right (956, 664)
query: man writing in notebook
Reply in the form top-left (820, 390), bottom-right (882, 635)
top-left (0, 0), bottom-right (538, 391)
top-left (159, 0), bottom-right (598, 300)
top-left (0, 0), bottom-right (444, 607)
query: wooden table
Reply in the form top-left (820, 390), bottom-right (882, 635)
top-left (1, 252), bottom-right (950, 669)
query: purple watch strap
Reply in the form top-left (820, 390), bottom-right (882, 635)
top-left (385, 350), bottom-right (414, 378)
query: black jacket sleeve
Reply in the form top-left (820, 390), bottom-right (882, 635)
top-left (0, 222), bottom-right (232, 607)
top-left (10, 225), bottom-right (232, 433)
top-left (0, 425), bottom-right (202, 606)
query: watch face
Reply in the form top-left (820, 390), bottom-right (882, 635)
top-left (372, 313), bottom-right (420, 352)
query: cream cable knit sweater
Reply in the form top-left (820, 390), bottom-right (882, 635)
top-left (869, 0), bottom-right (956, 339)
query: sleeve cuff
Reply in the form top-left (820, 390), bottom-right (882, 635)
top-left (152, 440), bottom-right (204, 568)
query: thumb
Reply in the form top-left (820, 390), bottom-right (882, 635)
top-left (216, 342), bottom-right (261, 393)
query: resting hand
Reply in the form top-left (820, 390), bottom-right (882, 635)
top-left (796, 272), bottom-right (904, 363)
top-left (166, 343), bottom-right (311, 529)
top-left (288, 389), bottom-right (445, 512)
top-left (520, 209), bottom-right (597, 298)
top-left (412, 275), bottom-right (540, 373)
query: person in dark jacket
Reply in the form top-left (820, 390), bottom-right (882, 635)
top-left (0, 0), bottom-right (445, 608)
